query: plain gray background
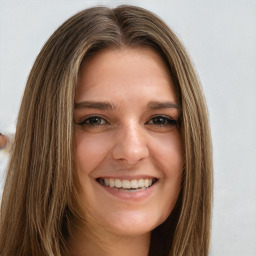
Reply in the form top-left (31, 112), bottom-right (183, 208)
top-left (0, 0), bottom-right (255, 255)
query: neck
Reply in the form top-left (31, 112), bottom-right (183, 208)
top-left (68, 222), bottom-right (151, 256)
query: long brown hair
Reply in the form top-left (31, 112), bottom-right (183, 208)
top-left (0, 5), bottom-right (212, 256)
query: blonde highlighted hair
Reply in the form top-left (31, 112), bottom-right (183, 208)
top-left (0, 5), bottom-right (212, 256)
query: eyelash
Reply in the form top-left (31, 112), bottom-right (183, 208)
top-left (78, 116), bottom-right (110, 127)
top-left (77, 115), bottom-right (177, 128)
top-left (146, 115), bottom-right (177, 127)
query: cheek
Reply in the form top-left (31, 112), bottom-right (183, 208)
top-left (149, 131), bottom-right (183, 221)
top-left (74, 130), bottom-right (112, 174)
top-left (150, 130), bottom-right (183, 172)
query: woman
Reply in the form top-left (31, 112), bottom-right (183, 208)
top-left (0, 5), bottom-right (212, 256)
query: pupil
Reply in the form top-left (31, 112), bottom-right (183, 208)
top-left (90, 117), bottom-right (100, 125)
top-left (154, 117), bottom-right (165, 124)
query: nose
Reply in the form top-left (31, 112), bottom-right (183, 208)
top-left (112, 122), bottom-right (149, 165)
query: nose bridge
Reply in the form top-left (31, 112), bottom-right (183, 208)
top-left (112, 120), bottom-right (149, 164)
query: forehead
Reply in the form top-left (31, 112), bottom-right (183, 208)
top-left (75, 47), bottom-right (177, 104)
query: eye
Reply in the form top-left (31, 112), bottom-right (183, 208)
top-left (78, 116), bottom-right (109, 127)
top-left (146, 115), bottom-right (177, 128)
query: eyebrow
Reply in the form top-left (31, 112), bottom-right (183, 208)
top-left (74, 101), bottom-right (116, 110)
top-left (146, 101), bottom-right (181, 111)
top-left (74, 100), bottom-right (181, 111)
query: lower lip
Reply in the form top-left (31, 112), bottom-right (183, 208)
top-left (97, 182), bottom-right (157, 202)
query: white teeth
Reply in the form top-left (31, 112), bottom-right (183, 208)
top-left (115, 179), bottom-right (122, 188)
top-left (138, 179), bottom-right (144, 188)
top-left (105, 179), bottom-right (110, 186)
top-left (144, 179), bottom-right (149, 187)
top-left (122, 180), bottom-right (131, 189)
top-left (109, 178), bottom-right (115, 188)
top-left (130, 180), bottom-right (138, 188)
top-left (99, 178), bottom-right (154, 189)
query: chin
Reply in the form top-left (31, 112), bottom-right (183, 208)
top-left (98, 209), bottom-right (169, 237)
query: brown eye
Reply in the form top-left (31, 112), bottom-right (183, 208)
top-left (148, 116), bottom-right (177, 127)
top-left (78, 116), bottom-right (109, 127)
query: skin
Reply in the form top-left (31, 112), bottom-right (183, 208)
top-left (0, 134), bottom-right (7, 149)
top-left (71, 47), bottom-right (183, 256)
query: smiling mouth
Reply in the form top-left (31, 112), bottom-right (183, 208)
top-left (96, 177), bottom-right (158, 191)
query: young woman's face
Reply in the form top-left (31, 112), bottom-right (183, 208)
top-left (74, 47), bottom-right (183, 237)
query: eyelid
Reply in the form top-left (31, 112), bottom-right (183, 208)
top-left (146, 114), bottom-right (178, 127)
top-left (75, 114), bottom-right (178, 128)
top-left (146, 114), bottom-right (176, 122)
top-left (77, 115), bottom-right (110, 126)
